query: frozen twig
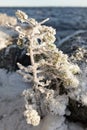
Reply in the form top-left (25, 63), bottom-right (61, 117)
top-left (58, 30), bottom-right (87, 47)
top-left (11, 10), bottom-right (80, 126)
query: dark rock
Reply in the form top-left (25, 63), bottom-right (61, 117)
top-left (67, 99), bottom-right (87, 125)
top-left (0, 23), bottom-right (31, 71)
top-left (0, 44), bottom-right (30, 71)
top-left (59, 32), bottom-right (87, 126)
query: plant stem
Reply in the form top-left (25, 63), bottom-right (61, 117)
top-left (29, 40), bottom-right (38, 86)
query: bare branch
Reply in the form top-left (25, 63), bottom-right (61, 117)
top-left (58, 30), bottom-right (87, 47)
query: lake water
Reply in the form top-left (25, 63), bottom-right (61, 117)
top-left (0, 7), bottom-right (87, 39)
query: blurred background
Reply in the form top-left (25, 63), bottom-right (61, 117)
top-left (0, 0), bottom-right (87, 43)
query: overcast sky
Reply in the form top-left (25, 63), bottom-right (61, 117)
top-left (0, 0), bottom-right (87, 7)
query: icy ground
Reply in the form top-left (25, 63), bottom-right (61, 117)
top-left (0, 69), bottom-right (86, 130)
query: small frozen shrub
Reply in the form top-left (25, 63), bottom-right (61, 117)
top-left (8, 10), bottom-right (80, 126)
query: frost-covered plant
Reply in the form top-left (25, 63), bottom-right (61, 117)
top-left (8, 10), bottom-right (80, 126)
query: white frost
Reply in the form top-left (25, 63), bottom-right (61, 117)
top-left (0, 69), bottom-right (86, 130)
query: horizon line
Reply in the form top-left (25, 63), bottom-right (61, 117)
top-left (0, 6), bottom-right (87, 7)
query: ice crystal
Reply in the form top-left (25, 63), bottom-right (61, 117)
top-left (24, 109), bottom-right (40, 126)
